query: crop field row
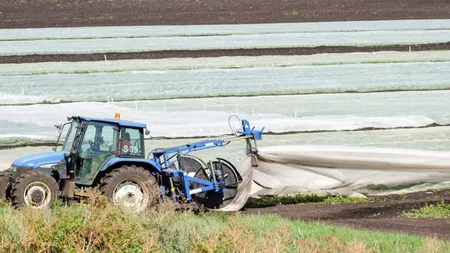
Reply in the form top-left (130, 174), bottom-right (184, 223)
top-left (1, 19), bottom-right (450, 41)
top-left (1, 61), bottom-right (449, 103)
top-left (1, 51), bottom-right (450, 76)
top-left (1, 29), bottom-right (450, 56)
top-left (0, 90), bottom-right (450, 145)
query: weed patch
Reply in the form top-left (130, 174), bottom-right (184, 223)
top-left (245, 193), bottom-right (367, 208)
top-left (402, 201), bottom-right (450, 219)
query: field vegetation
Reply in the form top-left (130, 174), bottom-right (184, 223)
top-left (402, 201), bottom-right (450, 219)
top-left (0, 192), bottom-right (449, 253)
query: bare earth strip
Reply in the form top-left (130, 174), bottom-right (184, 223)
top-left (1, 51), bottom-right (449, 76)
top-left (1, 0), bottom-right (450, 28)
top-left (243, 190), bottom-right (450, 239)
top-left (1, 43), bottom-right (450, 64)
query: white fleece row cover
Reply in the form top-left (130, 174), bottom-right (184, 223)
top-left (249, 145), bottom-right (450, 196)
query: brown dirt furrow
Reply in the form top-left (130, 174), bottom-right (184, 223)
top-left (2, 43), bottom-right (450, 64)
top-left (243, 189), bottom-right (450, 239)
top-left (1, 0), bottom-right (450, 28)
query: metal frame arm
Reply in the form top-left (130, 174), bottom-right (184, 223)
top-left (150, 119), bottom-right (264, 170)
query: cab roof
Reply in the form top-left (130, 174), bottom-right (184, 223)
top-left (72, 116), bottom-right (147, 129)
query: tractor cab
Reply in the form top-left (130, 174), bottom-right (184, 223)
top-left (58, 115), bottom-right (147, 185)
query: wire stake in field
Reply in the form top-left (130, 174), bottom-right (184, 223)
top-left (135, 101), bottom-right (138, 111)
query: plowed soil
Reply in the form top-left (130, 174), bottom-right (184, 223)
top-left (2, 0), bottom-right (449, 63)
top-left (1, 0), bottom-right (449, 28)
top-left (244, 190), bottom-right (450, 239)
top-left (2, 43), bottom-right (450, 64)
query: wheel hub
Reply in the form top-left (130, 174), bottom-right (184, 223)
top-left (30, 188), bottom-right (45, 203)
top-left (24, 182), bottom-right (51, 208)
top-left (114, 182), bottom-right (145, 208)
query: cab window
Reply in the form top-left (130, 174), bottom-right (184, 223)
top-left (120, 128), bottom-right (143, 157)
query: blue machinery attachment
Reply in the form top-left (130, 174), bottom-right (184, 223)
top-left (149, 119), bottom-right (264, 208)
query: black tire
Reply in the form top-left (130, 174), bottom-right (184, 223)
top-left (11, 170), bottom-right (59, 209)
top-left (100, 165), bottom-right (159, 212)
top-left (0, 171), bottom-right (11, 200)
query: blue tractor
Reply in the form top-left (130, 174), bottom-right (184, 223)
top-left (0, 115), bottom-right (263, 212)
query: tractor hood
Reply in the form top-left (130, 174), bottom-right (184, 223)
top-left (11, 151), bottom-right (66, 169)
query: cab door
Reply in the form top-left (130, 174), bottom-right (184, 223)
top-left (75, 122), bottom-right (119, 185)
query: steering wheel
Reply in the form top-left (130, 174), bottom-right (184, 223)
top-left (88, 140), bottom-right (95, 151)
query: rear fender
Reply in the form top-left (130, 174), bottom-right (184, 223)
top-left (101, 157), bottom-right (160, 174)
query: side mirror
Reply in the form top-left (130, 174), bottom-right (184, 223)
top-left (145, 129), bottom-right (150, 135)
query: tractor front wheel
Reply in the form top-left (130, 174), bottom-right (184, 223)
top-left (0, 171), bottom-right (11, 200)
top-left (11, 170), bottom-right (59, 209)
top-left (100, 165), bottom-right (159, 212)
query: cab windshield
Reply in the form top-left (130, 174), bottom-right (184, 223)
top-left (63, 120), bottom-right (81, 152)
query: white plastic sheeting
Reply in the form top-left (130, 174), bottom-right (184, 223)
top-left (2, 29), bottom-right (450, 56)
top-left (2, 89), bottom-right (450, 143)
top-left (250, 145), bottom-right (450, 197)
top-left (2, 19), bottom-right (450, 41)
top-left (1, 62), bottom-right (450, 102)
top-left (217, 157), bottom-right (253, 212)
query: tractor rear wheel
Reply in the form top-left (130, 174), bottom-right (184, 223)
top-left (11, 170), bottom-right (59, 209)
top-left (100, 165), bottom-right (159, 212)
top-left (0, 171), bottom-right (11, 200)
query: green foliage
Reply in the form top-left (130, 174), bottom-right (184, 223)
top-left (245, 194), bottom-right (325, 207)
top-left (245, 193), bottom-right (367, 208)
top-left (363, 183), bottom-right (426, 191)
top-left (0, 196), bottom-right (449, 252)
top-left (402, 201), bottom-right (450, 219)
top-left (73, 70), bottom-right (90, 74)
top-left (323, 195), bottom-right (368, 204)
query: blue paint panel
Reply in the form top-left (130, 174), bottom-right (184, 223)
top-left (11, 151), bottom-right (66, 169)
top-left (73, 116), bottom-right (146, 129)
top-left (101, 157), bottom-right (160, 172)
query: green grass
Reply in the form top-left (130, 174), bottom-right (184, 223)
top-left (0, 196), bottom-right (448, 253)
top-left (361, 183), bottom-right (427, 191)
top-left (402, 201), bottom-right (450, 219)
top-left (323, 194), bottom-right (368, 204)
top-left (245, 194), bottom-right (367, 208)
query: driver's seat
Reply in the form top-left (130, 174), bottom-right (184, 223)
top-left (122, 133), bottom-right (131, 152)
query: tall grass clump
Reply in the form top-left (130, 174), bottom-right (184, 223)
top-left (1, 194), bottom-right (450, 252)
